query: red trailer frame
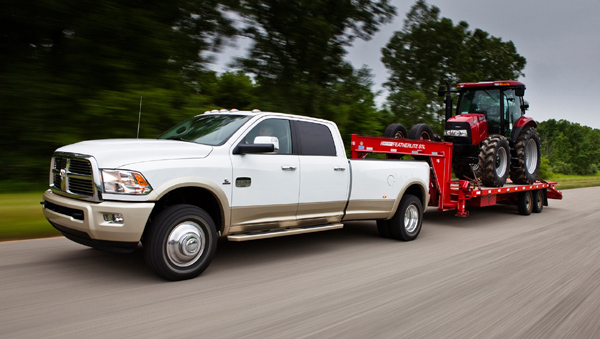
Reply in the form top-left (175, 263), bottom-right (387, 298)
top-left (350, 134), bottom-right (563, 217)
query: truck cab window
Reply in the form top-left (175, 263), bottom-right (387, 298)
top-left (294, 121), bottom-right (336, 156)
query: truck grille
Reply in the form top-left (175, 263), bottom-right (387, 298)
top-left (51, 154), bottom-right (98, 199)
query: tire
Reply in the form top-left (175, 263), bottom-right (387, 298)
top-left (376, 220), bottom-right (392, 239)
top-left (518, 191), bottom-right (533, 215)
top-left (384, 123), bottom-right (408, 139)
top-left (532, 189), bottom-right (544, 213)
top-left (478, 135), bottom-right (510, 187)
top-left (383, 123), bottom-right (408, 159)
top-left (144, 204), bottom-right (217, 281)
top-left (408, 123), bottom-right (434, 140)
top-left (389, 194), bottom-right (423, 241)
top-left (510, 127), bottom-right (541, 184)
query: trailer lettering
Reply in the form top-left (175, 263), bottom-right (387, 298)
top-left (380, 141), bottom-right (426, 150)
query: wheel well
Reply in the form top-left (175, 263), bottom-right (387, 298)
top-left (144, 187), bottom-right (224, 240)
top-left (404, 184), bottom-right (425, 206)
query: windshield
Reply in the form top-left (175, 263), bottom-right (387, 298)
top-left (157, 114), bottom-right (252, 146)
top-left (457, 89), bottom-right (500, 115)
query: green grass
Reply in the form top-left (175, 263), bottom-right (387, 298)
top-left (1, 174), bottom-right (600, 241)
top-left (0, 192), bottom-right (61, 241)
top-left (547, 173), bottom-right (600, 190)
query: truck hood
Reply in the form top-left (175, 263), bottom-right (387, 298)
top-left (56, 139), bottom-right (213, 168)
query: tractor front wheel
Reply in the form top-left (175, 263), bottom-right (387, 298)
top-left (478, 135), bottom-right (510, 187)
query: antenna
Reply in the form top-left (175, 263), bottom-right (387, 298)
top-left (137, 96), bottom-right (142, 138)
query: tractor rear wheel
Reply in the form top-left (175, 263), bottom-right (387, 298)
top-left (510, 127), bottom-right (541, 184)
top-left (478, 135), bottom-right (510, 187)
top-left (383, 123), bottom-right (408, 159)
top-left (384, 123), bottom-right (408, 139)
top-left (408, 123), bottom-right (434, 140)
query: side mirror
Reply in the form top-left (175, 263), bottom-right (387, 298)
top-left (232, 136), bottom-right (279, 154)
top-left (254, 136), bottom-right (279, 152)
top-left (438, 85), bottom-right (447, 97)
top-left (515, 87), bottom-right (525, 97)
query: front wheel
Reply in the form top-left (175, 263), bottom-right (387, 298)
top-left (389, 194), bottom-right (423, 241)
top-left (144, 205), bottom-right (217, 281)
top-left (478, 135), bottom-right (510, 187)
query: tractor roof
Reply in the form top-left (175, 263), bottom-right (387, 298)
top-left (457, 80), bottom-right (525, 89)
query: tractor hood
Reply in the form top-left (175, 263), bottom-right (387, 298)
top-left (56, 139), bottom-right (213, 168)
top-left (447, 113), bottom-right (485, 126)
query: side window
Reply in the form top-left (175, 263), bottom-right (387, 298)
top-left (503, 89), bottom-right (521, 126)
top-left (244, 118), bottom-right (292, 154)
top-left (295, 121), bottom-right (337, 156)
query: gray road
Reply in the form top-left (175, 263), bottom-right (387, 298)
top-left (1, 187), bottom-right (599, 338)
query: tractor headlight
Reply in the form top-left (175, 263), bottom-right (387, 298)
top-left (444, 129), bottom-right (468, 137)
top-left (102, 170), bottom-right (152, 195)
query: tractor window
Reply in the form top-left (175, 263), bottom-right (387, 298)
top-left (503, 89), bottom-right (521, 133)
top-left (457, 89), bottom-right (501, 133)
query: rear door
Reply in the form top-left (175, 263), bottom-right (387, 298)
top-left (294, 120), bottom-right (350, 224)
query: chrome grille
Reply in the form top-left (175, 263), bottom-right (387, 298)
top-left (51, 153), bottom-right (98, 200)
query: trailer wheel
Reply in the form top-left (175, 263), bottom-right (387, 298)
top-left (510, 127), bottom-right (541, 184)
top-left (384, 123), bottom-right (408, 159)
top-left (389, 194), bottom-right (423, 241)
top-left (376, 220), bottom-right (392, 238)
top-left (478, 135), bottom-right (510, 187)
top-left (517, 191), bottom-right (533, 215)
top-left (144, 204), bottom-right (217, 281)
top-left (532, 189), bottom-right (544, 213)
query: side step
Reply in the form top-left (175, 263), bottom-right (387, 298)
top-left (227, 223), bottom-right (344, 242)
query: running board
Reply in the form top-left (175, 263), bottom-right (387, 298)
top-left (227, 223), bottom-right (344, 242)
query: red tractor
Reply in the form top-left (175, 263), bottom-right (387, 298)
top-left (384, 80), bottom-right (541, 187)
top-left (438, 80), bottom-right (540, 187)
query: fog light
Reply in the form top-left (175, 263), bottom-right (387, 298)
top-left (103, 213), bottom-right (124, 224)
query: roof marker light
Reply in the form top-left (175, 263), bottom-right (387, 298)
top-left (251, 109), bottom-right (261, 113)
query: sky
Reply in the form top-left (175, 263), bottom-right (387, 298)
top-left (347, 0), bottom-right (600, 129)
top-left (214, 0), bottom-right (600, 129)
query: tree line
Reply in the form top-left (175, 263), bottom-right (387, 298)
top-left (0, 0), bottom-right (595, 186)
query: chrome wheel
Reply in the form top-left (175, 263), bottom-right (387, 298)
top-left (404, 204), bottom-right (420, 234)
top-left (525, 139), bottom-right (538, 174)
top-left (496, 147), bottom-right (508, 178)
top-left (166, 221), bottom-right (206, 268)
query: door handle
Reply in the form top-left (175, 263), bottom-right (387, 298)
top-left (281, 166), bottom-right (297, 171)
top-left (334, 167), bottom-right (346, 171)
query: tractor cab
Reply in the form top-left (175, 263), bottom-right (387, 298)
top-left (454, 81), bottom-right (527, 140)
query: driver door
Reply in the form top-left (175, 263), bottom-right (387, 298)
top-left (229, 118), bottom-right (299, 232)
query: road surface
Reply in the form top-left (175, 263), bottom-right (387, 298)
top-left (1, 187), bottom-right (599, 338)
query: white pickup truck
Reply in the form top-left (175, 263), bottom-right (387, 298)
top-left (43, 110), bottom-right (430, 280)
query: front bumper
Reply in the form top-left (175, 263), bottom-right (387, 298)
top-left (42, 190), bottom-right (155, 245)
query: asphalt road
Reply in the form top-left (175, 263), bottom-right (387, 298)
top-left (2, 187), bottom-right (600, 338)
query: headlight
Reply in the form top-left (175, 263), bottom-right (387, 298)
top-left (102, 170), bottom-right (152, 195)
top-left (444, 129), bottom-right (468, 137)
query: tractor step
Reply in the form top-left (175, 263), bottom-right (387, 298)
top-left (227, 223), bottom-right (344, 242)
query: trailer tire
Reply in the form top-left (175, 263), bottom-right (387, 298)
top-left (478, 135), bottom-right (510, 187)
top-left (510, 127), bottom-right (541, 184)
top-left (384, 123), bottom-right (408, 159)
top-left (389, 194), bottom-right (423, 241)
top-left (517, 191), bottom-right (533, 215)
top-left (376, 220), bottom-right (392, 239)
top-left (144, 204), bottom-right (217, 281)
top-left (532, 189), bottom-right (544, 213)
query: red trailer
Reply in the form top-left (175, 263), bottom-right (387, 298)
top-left (350, 134), bottom-right (562, 217)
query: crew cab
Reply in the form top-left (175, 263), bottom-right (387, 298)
top-left (42, 110), bottom-right (429, 280)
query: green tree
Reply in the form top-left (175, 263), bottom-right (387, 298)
top-left (234, 0), bottom-right (395, 119)
top-left (381, 0), bottom-right (526, 132)
top-left (0, 0), bottom-right (237, 182)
